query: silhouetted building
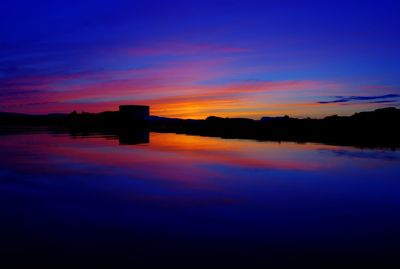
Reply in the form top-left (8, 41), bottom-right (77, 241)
top-left (119, 105), bottom-right (150, 122)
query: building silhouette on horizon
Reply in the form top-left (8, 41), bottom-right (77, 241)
top-left (119, 105), bottom-right (150, 122)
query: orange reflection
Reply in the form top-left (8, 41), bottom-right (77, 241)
top-left (0, 131), bottom-right (341, 191)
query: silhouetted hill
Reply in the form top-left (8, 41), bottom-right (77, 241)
top-left (0, 112), bottom-right (68, 125)
top-left (1, 107), bottom-right (399, 148)
top-left (0, 112), bottom-right (25, 117)
top-left (150, 107), bottom-right (400, 148)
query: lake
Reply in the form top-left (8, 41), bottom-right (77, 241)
top-left (0, 129), bottom-right (399, 267)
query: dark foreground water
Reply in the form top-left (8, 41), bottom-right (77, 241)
top-left (0, 129), bottom-right (399, 268)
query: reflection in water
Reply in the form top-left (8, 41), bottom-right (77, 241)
top-left (118, 130), bottom-right (150, 145)
top-left (0, 130), bottom-right (400, 267)
top-left (319, 148), bottom-right (400, 161)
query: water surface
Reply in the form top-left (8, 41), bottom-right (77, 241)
top-left (0, 130), bottom-right (399, 267)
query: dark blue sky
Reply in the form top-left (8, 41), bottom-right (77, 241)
top-left (1, 0), bottom-right (399, 118)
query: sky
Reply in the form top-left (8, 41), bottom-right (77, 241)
top-left (1, 0), bottom-right (400, 119)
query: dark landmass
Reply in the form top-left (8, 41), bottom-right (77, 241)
top-left (1, 106), bottom-right (399, 148)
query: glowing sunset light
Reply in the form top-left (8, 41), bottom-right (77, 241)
top-left (1, 2), bottom-right (400, 267)
top-left (1, 1), bottom-right (399, 118)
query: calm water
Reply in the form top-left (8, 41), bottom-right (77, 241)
top-left (1, 130), bottom-right (400, 267)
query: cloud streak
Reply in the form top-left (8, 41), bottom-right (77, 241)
top-left (318, 94), bottom-right (400, 104)
top-left (1, 1), bottom-right (400, 118)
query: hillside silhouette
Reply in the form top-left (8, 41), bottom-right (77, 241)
top-left (1, 106), bottom-right (399, 148)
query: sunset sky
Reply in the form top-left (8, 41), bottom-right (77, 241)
top-left (1, 0), bottom-right (399, 119)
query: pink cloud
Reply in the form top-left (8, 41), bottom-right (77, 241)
top-left (1, 50), bottom-right (347, 118)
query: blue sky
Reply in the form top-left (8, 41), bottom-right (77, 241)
top-left (1, 0), bottom-right (399, 118)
